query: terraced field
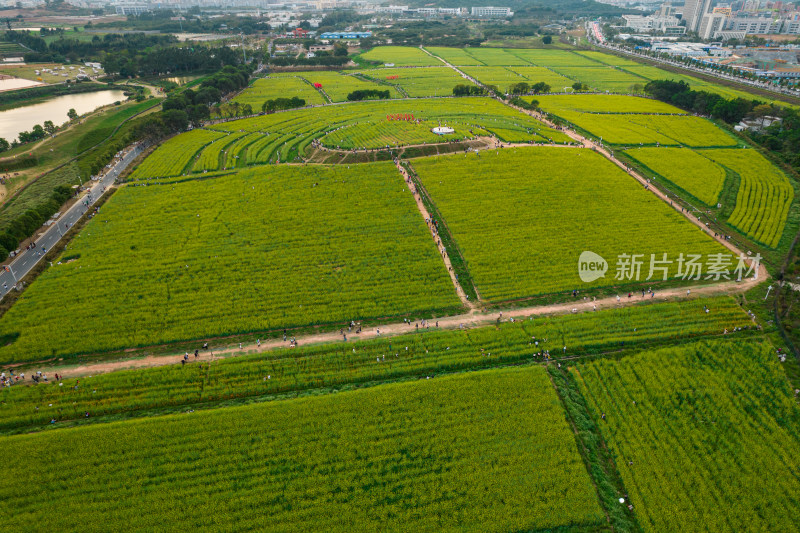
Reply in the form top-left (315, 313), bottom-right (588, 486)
top-left (624, 147), bottom-right (727, 205)
top-left (129, 129), bottom-right (225, 180)
top-left (0, 163), bottom-right (461, 363)
top-left (701, 148), bottom-right (794, 247)
top-left (413, 147), bottom-right (728, 301)
top-left (125, 98), bottom-right (571, 178)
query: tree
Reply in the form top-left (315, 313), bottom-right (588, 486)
top-left (0, 138), bottom-right (8, 153)
top-left (531, 82), bottom-right (550, 94)
top-left (67, 108), bottom-right (78, 121)
top-left (160, 109), bottom-right (189, 132)
top-left (43, 120), bottom-right (56, 135)
top-left (508, 82), bottom-right (530, 95)
top-left (750, 103), bottom-right (774, 127)
top-left (542, 35), bottom-right (552, 45)
top-left (333, 42), bottom-right (349, 57)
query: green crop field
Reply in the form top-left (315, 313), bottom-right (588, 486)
top-left (127, 98), bottom-right (573, 176)
top-left (572, 339), bottom-right (800, 532)
top-left (129, 128), bottom-right (225, 179)
top-left (426, 46), bottom-right (486, 66)
top-left (203, 98), bottom-right (569, 158)
top-left (0, 297), bottom-right (752, 432)
top-left (460, 66), bottom-right (527, 89)
top-left (232, 76), bottom-right (325, 108)
top-left (0, 163), bottom-right (461, 363)
top-left (624, 147), bottom-right (727, 206)
top-left (537, 94), bottom-right (686, 114)
top-left (462, 47), bottom-right (530, 66)
top-left (556, 112), bottom-right (739, 147)
top-left (549, 66), bottom-right (649, 93)
top-left (621, 65), bottom-right (778, 102)
top-left (300, 71), bottom-right (400, 102)
top-left (359, 46), bottom-right (441, 66)
top-left (189, 131), bottom-right (247, 172)
top-left (574, 50), bottom-right (642, 67)
top-left (511, 49), bottom-right (600, 67)
top-left (413, 148), bottom-right (728, 301)
top-left (505, 66), bottom-right (574, 90)
top-left (358, 67), bottom-right (472, 97)
top-left (0, 367), bottom-right (605, 531)
top-left (700, 148), bottom-right (794, 248)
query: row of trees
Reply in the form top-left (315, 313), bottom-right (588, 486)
top-left (267, 55), bottom-right (350, 67)
top-left (262, 97), bottom-right (306, 113)
top-left (347, 89), bottom-right (390, 101)
top-left (0, 185), bottom-right (73, 261)
top-left (453, 84), bottom-right (487, 97)
top-left (5, 30), bottom-right (176, 64)
top-left (645, 79), bottom-right (762, 124)
top-left (508, 81), bottom-right (551, 95)
top-left (104, 46), bottom-right (245, 78)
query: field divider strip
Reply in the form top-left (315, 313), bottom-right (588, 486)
top-left (396, 159), bottom-right (479, 308)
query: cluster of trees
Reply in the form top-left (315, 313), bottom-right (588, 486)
top-left (5, 30), bottom-right (176, 63)
top-left (142, 65), bottom-right (252, 130)
top-left (508, 81), bottom-right (551, 95)
top-left (508, 96), bottom-right (539, 111)
top-left (645, 80), bottom-right (762, 124)
top-left (347, 89), bottom-right (391, 101)
top-left (452, 84), bottom-right (487, 96)
top-left (749, 106), bottom-right (800, 170)
top-left (262, 97), bottom-right (306, 113)
top-left (0, 185), bottom-right (73, 261)
top-left (267, 55), bottom-right (350, 67)
top-left (104, 46), bottom-right (244, 78)
top-left (17, 120), bottom-right (59, 144)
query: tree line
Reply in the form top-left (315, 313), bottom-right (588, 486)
top-left (644, 80), bottom-right (762, 124)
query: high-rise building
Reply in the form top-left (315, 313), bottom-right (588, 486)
top-left (683, 0), bottom-right (714, 32)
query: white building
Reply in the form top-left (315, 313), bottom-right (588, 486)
top-left (622, 14), bottom-right (684, 33)
top-left (699, 12), bottom-right (728, 39)
top-left (728, 16), bottom-right (784, 34)
top-left (470, 6), bottom-right (513, 17)
top-left (114, 2), bottom-right (152, 15)
top-left (682, 0), bottom-right (714, 33)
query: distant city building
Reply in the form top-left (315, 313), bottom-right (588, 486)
top-left (622, 14), bottom-right (685, 33)
top-left (699, 12), bottom-right (728, 39)
top-left (318, 31), bottom-right (372, 39)
top-left (114, 2), bottom-right (152, 15)
top-left (683, 0), bottom-right (714, 33)
top-left (470, 6), bottom-right (513, 17)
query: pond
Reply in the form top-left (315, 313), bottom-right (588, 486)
top-left (0, 89), bottom-right (128, 143)
top-left (0, 78), bottom-right (43, 92)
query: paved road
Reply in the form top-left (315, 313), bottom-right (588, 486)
top-left (0, 143), bottom-right (145, 298)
